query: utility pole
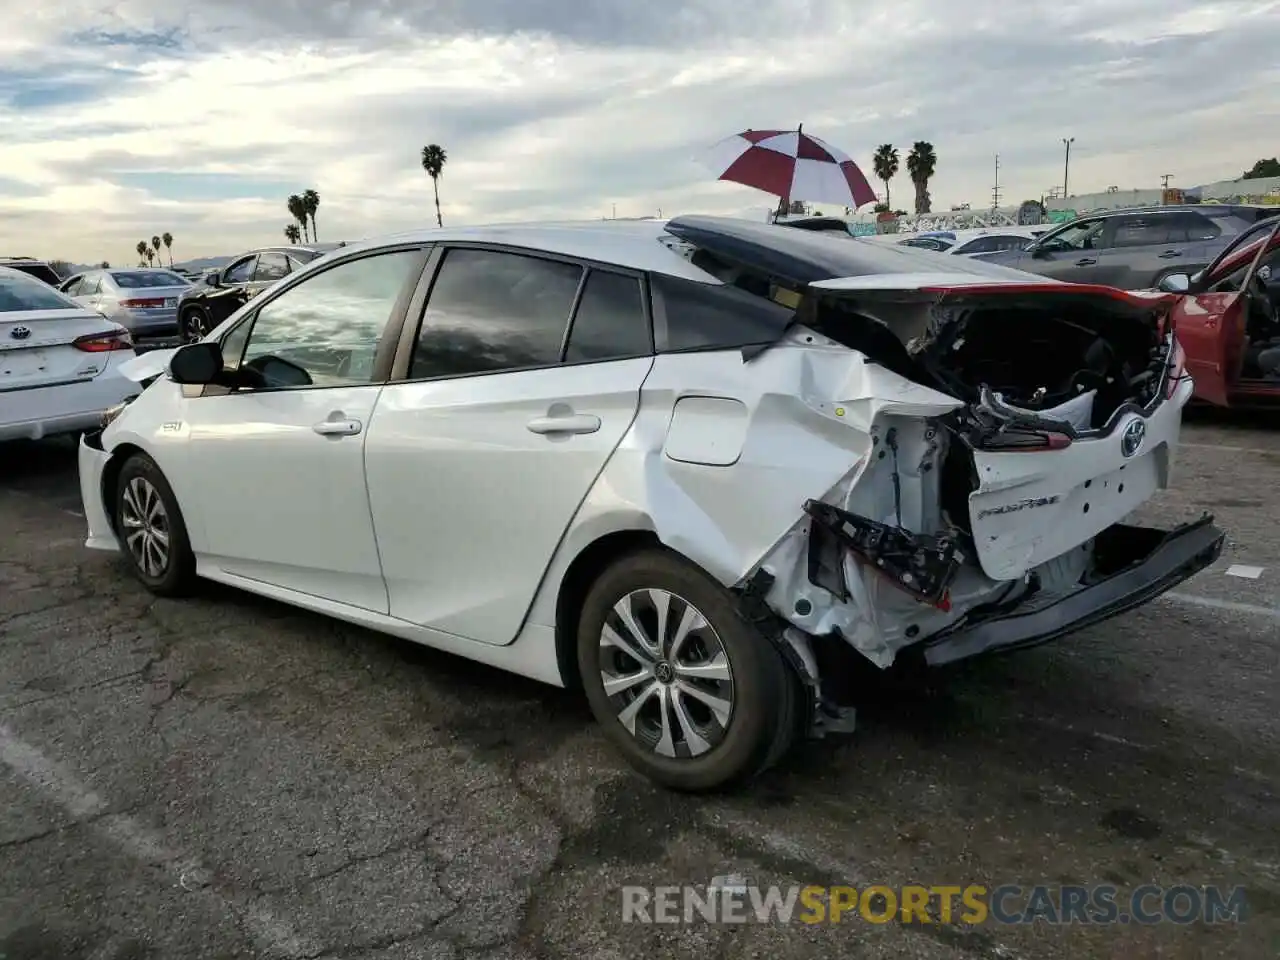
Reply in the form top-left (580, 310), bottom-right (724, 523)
top-left (991, 154), bottom-right (1002, 210)
top-left (1062, 137), bottom-right (1075, 198)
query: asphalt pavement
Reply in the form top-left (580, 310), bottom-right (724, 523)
top-left (1, 411), bottom-right (1278, 959)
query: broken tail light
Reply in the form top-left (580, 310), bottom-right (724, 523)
top-left (73, 330), bottom-right (133, 352)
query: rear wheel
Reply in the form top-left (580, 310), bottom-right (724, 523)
top-left (180, 305), bottom-right (210, 343)
top-left (114, 454), bottom-right (197, 597)
top-left (577, 548), bottom-right (800, 792)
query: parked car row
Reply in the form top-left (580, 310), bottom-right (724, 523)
top-left (72, 215), bottom-right (1223, 790)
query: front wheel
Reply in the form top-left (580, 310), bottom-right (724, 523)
top-left (114, 454), bottom-right (197, 597)
top-left (577, 548), bottom-right (801, 792)
top-left (180, 306), bottom-right (210, 344)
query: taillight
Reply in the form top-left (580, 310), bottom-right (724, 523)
top-left (978, 430), bottom-right (1073, 452)
top-left (73, 330), bottom-right (133, 352)
top-left (1166, 338), bottom-right (1187, 398)
top-left (120, 298), bottom-right (165, 308)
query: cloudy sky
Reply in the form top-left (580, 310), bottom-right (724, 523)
top-left (3, 0), bottom-right (1278, 264)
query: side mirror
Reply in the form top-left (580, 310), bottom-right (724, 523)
top-left (168, 342), bottom-right (224, 384)
top-left (1158, 273), bottom-right (1191, 294)
top-left (204, 272), bottom-right (221, 287)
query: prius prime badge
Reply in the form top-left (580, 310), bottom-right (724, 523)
top-left (1121, 418), bottom-right (1146, 458)
top-left (9, 326), bottom-right (31, 340)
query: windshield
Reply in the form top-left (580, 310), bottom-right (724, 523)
top-left (0, 270), bottom-right (81, 311)
top-left (111, 270), bottom-right (190, 288)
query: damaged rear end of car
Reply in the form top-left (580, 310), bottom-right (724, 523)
top-left (652, 216), bottom-right (1225, 735)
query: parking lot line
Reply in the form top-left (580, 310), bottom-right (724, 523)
top-left (1161, 591), bottom-right (1280, 620)
top-left (0, 723), bottom-right (315, 959)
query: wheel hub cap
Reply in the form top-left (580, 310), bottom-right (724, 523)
top-left (598, 588), bottom-right (735, 759)
top-left (120, 477), bottom-right (170, 578)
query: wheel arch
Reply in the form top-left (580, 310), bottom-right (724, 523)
top-left (100, 442), bottom-right (149, 532)
top-left (552, 529), bottom-right (662, 691)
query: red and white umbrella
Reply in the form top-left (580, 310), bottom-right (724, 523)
top-left (702, 126), bottom-right (877, 211)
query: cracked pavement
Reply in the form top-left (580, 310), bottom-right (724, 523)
top-left (1, 412), bottom-right (1279, 959)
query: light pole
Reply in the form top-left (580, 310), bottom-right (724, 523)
top-left (1062, 137), bottom-right (1074, 198)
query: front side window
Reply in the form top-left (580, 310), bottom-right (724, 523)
top-left (60, 275), bottom-right (84, 295)
top-left (1040, 219), bottom-right (1106, 251)
top-left (80, 274), bottom-right (102, 295)
top-left (253, 253), bottom-right (290, 282)
top-left (224, 257), bottom-right (256, 284)
top-left (409, 248), bottom-right (583, 379)
top-left (234, 250), bottom-right (421, 389)
top-left (564, 270), bottom-right (651, 362)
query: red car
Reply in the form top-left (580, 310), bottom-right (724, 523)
top-left (1161, 214), bottom-right (1280, 407)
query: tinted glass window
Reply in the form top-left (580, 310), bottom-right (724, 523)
top-left (1172, 212), bottom-right (1220, 241)
top-left (410, 248), bottom-right (582, 379)
top-left (0, 271), bottom-right (80, 311)
top-left (225, 257), bottom-right (255, 283)
top-left (1041, 219), bottom-right (1106, 251)
top-left (564, 270), bottom-right (650, 362)
top-left (254, 253), bottom-right (290, 282)
top-left (956, 235), bottom-right (1030, 254)
top-left (7, 263), bottom-right (61, 286)
top-left (1111, 216), bottom-right (1185, 247)
top-left (239, 250), bottom-right (420, 388)
top-left (652, 274), bottom-right (793, 352)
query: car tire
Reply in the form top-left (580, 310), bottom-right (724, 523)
top-left (180, 306), bottom-right (210, 343)
top-left (113, 453), bottom-right (197, 597)
top-left (577, 547), bottom-right (800, 792)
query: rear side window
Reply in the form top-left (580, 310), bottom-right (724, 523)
top-left (410, 248), bottom-right (582, 379)
top-left (651, 273), bottom-right (794, 352)
top-left (0, 271), bottom-right (79, 311)
top-left (563, 270), bottom-right (650, 362)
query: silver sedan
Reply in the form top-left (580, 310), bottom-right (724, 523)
top-left (59, 268), bottom-right (193, 342)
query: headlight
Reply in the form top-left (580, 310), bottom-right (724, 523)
top-left (101, 400), bottom-right (133, 428)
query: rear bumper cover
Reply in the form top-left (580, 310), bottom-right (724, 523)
top-left (921, 516), bottom-right (1225, 666)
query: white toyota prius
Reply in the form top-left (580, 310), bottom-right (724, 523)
top-left (0, 266), bottom-right (139, 442)
top-left (77, 216), bottom-right (1224, 791)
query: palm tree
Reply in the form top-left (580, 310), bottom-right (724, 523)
top-left (906, 141), bottom-right (937, 215)
top-left (420, 144), bottom-right (447, 227)
top-left (872, 144), bottom-right (900, 211)
top-left (162, 232), bottom-right (174, 266)
top-left (99, 261), bottom-right (110, 268)
top-left (135, 240), bottom-right (147, 266)
top-left (287, 194), bottom-right (309, 242)
top-left (145, 246), bottom-right (156, 267)
top-left (150, 235), bottom-right (161, 266)
top-left (284, 224), bottom-right (301, 244)
top-left (302, 189), bottom-right (320, 240)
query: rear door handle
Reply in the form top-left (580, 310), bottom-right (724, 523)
top-left (1158, 250), bottom-right (1183, 258)
top-left (313, 417), bottom-right (362, 437)
top-left (1075, 258), bottom-right (1097, 266)
top-left (526, 414), bottom-right (601, 436)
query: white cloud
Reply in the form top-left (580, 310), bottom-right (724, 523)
top-left (1, 0), bottom-right (1278, 263)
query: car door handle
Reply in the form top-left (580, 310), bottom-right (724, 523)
top-left (1158, 250), bottom-right (1183, 258)
top-left (526, 414), bottom-right (601, 436)
top-left (1075, 258), bottom-right (1097, 266)
top-left (312, 418), bottom-right (362, 437)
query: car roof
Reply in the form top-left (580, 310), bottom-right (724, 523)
top-left (341, 220), bottom-right (722, 283)
top-left (322, 216), bottom-right (1046, 289)
top-left (1078, 204), bottom-right (1274, 218)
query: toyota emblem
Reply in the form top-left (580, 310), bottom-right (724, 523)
top-left (9, 326), bottom-right (31, 340)
top-left (1121, 418), bottom-right (1146, 458)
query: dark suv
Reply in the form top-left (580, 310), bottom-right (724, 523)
top-left (177, 243), bottom-right (345, 342)
top-left (973, 204), bottom-right (1280, 289)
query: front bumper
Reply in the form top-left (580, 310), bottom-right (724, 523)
top-left (921, 516), bottom-right (1225, 666)
top-left (78, 432), bottom-right (119, 552)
